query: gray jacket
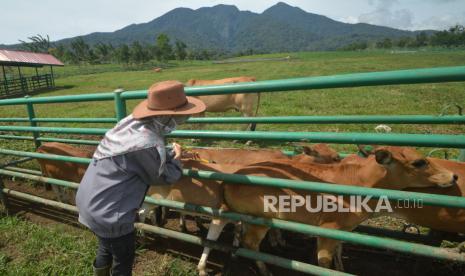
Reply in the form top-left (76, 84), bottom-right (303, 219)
top-left (75, 147), bottom-right (182, 238)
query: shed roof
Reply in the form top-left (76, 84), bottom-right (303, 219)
top-left (0, 49), bottom-right (64, 67)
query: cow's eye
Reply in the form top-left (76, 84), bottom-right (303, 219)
top-left (412, 159), bottom-right (428, 168)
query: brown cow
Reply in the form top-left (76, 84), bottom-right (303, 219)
top-left (186, 143), bottom-right (340, 165)
top-left (186, 77), bottom-right (260, 131)
top-left (357, 146), bottom-right (465, 235)
top-left (392, 158), bottom-right (465, 234)
top-left (223, 147), bottom-right (456, 274)
top-left (145, 144), bottom-right (340, 275)
top-left (37, 142), bottom-right (94, 204)
top-left (145, 159), bottom-right (243, 276)
top-left (146, 144), bottom-right (340, 229)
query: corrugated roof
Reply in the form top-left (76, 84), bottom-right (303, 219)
top-left (0, 49), bottom-right (64, 67)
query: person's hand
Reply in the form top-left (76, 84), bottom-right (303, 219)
top-left (172, 143), bottom-right (182, 160)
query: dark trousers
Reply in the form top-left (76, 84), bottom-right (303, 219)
top-left (94, 231), bottom-right (136, 276)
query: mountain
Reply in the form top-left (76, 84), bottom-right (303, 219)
top-left (9, 2), bottom-right (432, 52)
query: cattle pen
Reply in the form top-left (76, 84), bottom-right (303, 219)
top-left (0, 66), bottom-right (465, 275)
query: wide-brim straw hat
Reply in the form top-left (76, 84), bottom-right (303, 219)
top-left (132, 80), bottom-right (206, 119)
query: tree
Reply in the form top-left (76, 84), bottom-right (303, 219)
top-left (430, 25), bottom-right (465, 47)
top-left (94, 43), bottom-right (113, 63)
top-left (130, 41), bottom-right (150, 64)
top-left (63, 48), bottom-right (78, 64)
top-left (395, 37), bottom-right (412, 48)
top-left (199, 49), bottom-right (211, 60)
top-left (19, 34), bottom-right (52, 53)
top-left (414, 32), bottom-right (429, 47)
top-left (340, 41), bottom-right (368, 51)
top-left (156, 33), bottom-right (173, 61)
top-left (447, 25), bottom-right (465, 46)
top-left (88, 48), bottom-right (99, 64)
top-left (49, 44), bottom-right (66, 60)
top-left (70, 38), bottom-right (91, 63)
top-left (174, 40), bottom-right (187, 60)
top-left (116, 45), bottom-right (130, 64)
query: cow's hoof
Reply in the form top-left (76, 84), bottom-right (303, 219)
top-left (402, 223), bottom-right (420, 235)
top-left (318, 257), bottom-right (332, 268)
top-left (197, 265), bottom-right (207, 276)
top-left (256, 261), bottom-right (273, 276)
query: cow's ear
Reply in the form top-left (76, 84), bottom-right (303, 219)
top-left (375, 149), bottom-right (392, 165)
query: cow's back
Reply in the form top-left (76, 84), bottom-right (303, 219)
top-left (186, 77), bottom-right (257, 113)
top-left (37, 142), bottom-right (94, 183)
top-left (191, 148), bottom-right (288, 165)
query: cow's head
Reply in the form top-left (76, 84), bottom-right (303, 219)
top-left (374, 146), bottom-right (457, 189)
top-left (295, 143), bottom-right (341, 164)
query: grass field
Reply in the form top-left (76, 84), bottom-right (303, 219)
top-left (2, 50), bottom-right (465, 147)
top-left (1, 50), bottom-right (465, 275)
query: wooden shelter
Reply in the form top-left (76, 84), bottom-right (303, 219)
top-left (0, 49), bottom-right (64, 98)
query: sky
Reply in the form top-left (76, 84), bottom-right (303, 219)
top-left (2, 0), bottom-right (465, 44)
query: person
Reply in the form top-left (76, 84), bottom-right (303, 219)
top-left (76, 80), bottom-right (206, 276)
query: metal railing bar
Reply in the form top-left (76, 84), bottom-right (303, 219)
top-left (187, 115), bottom-right (465, 124)
top-left (1, 126), bottom-right (465, 148)
top-left (0, 150), bottom-right (463, 208)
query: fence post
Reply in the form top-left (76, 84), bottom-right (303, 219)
top-left (0, 177), bottom-right (9, 216)
top-left (114, 91), bottom-right (127, 122)
top-left (25, 96), bottom-right (41, 148)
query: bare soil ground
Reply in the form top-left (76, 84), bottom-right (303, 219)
top-left (2, 179), bottom-right (465, 276)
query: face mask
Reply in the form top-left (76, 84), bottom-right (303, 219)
top-left (152, 116), bottom-right (177, 134)
top-left (172, 116), bottom-right (190, 125)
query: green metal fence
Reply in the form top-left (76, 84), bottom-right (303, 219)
top-left (0, 65), bottom-right (465, 275)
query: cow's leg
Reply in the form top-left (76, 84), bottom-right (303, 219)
top-left (137, 203), bottom-right (153, 238)
top-left (194, 216), bottom-right (208, 234)
top-left (241, 224), bottom-right (271, 276)
top-left (148, 206), bottom-right (168, 226)
top-left (241, 111), bottom-right (256, 132)
top-left (334, 243), bottom-right (344, 271)
top-left (317, 237), bottom-right (343, 270)
top-left (232, 221), bottom-right (242, 248)
top-left (223, 222), bottom-right (243, 275)
top-left (240, 111), bottom-right (255, 145)
top-left (197, 218), bottom-right (228, 276)
top-left (67, 189), bottom-right (77, 205)
top-left (138, 203), bottom-right (152, 223)
top-left (179, 213), bottom-right (188, 232)
top-left (267, 228), bottom-right (286, 248)
top-left (242, 93), bottom-right (259, 132)
top-left (51, 185), bottom-right (66, 203)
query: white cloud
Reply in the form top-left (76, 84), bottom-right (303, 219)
top-left (358, 0), bottom-right (414, 29)
top-left (343, 16), bottom-right (360, 24)
top-left (416, 13), bottom-right (465, 30)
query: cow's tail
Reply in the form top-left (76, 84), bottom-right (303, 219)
top-left (250, 93), bottom-right (261, 131)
